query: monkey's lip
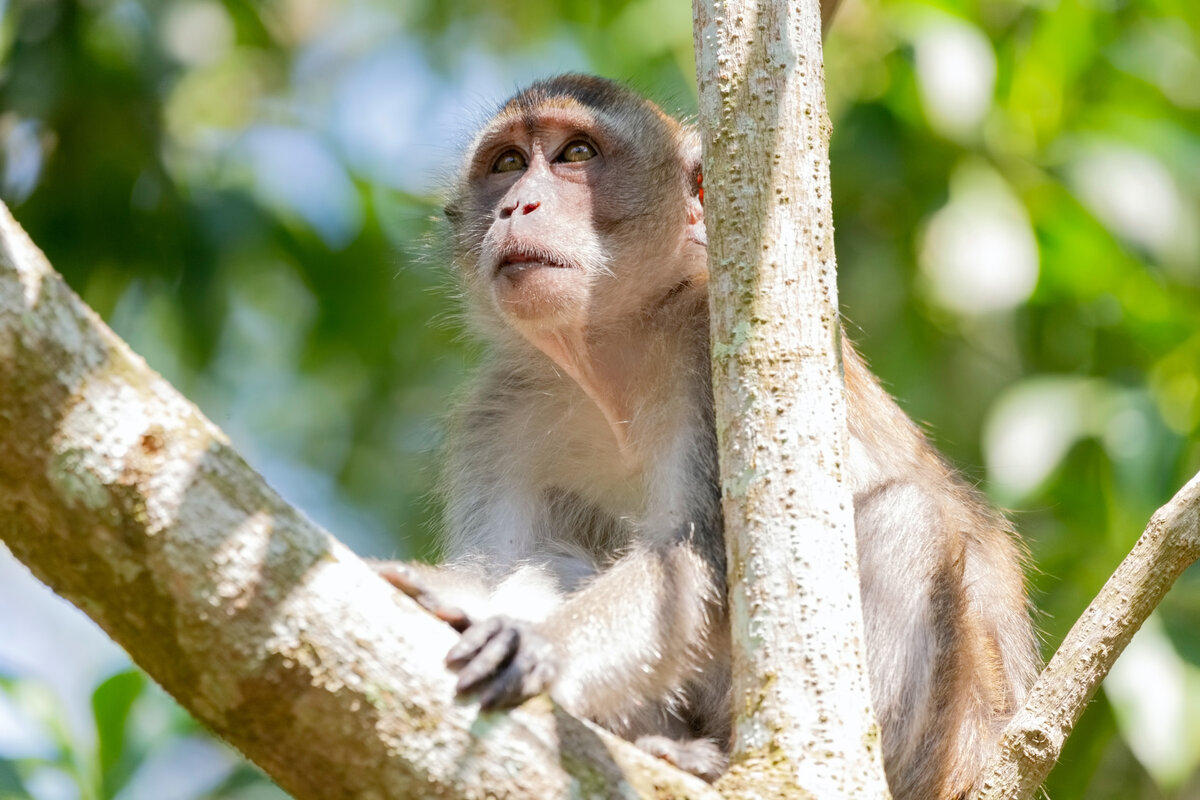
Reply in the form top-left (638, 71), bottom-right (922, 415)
top-left (496, 251), bottom-right (572, 276)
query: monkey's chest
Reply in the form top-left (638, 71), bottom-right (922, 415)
top-left (535, 440), bottom-right (647, 521)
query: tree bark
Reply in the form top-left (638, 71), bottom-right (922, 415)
top-left (0, 200), bottom-right (720, 800)
top-left (4, 1), bottom-right (1197, 791)
top-left (976, 470), bottom-right (1200, 800)
top-left (692, 1), bottom-right (890, 798)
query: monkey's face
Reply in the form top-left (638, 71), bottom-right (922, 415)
top-left (449, 78), bottom-right (707, 335)
top-left (466, 111), bottom-right (608, 326)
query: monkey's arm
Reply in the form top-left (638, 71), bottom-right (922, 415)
top-left (444, 407), bottom-right (726, 720)
top-left (374, 554), bottom-right (598, 627)
top-left (552, 536), bottom-right (723, 716)
top-left (446, 534), bottom-right (725, 722)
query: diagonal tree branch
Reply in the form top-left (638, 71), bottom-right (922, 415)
top-left (976, 471), bottom-right (1200, 800)
top-left (0, 201), bottom-right (719, 800)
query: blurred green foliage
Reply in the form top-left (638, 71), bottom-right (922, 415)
top-left (1, 0), bottom-right (1198, 797)
top-left (0, 668), bottom-right (286, 799)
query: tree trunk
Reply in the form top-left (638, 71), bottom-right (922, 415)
top-left (692, 0), bottom-right (890, 797)
top-left (3, 0), bottom-right (1196, 792)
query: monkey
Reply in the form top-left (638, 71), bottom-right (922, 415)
top-left (375, 74), bottom-right (1039, 800)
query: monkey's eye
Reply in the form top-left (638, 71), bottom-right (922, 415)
top-left (557, 140), bottom-right (597, 163)
top-left (491, 149), bottom-right (527, 173)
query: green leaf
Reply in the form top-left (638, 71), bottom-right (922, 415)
top-left (0, 757), bottom-right (33, 799)
top-left (91, 669), bottom-right (146, 798)
top-left (199, 762), bottom-right (289, 800)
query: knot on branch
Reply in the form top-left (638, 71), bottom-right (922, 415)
top-left (1008, 717), bottom-right (1061, 763)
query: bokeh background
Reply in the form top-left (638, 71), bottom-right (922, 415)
top-left (1, 0), bottom-right (1198, 797)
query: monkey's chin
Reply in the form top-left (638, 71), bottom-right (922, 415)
top-left (493, 263), bottom-right (585, 323)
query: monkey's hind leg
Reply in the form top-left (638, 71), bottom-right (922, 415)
top-left (635, 735), bottom-right (727, 783)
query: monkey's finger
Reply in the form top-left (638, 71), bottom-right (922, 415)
top-left (377, 565), bottom-right (472, 631)
top-left (376, 564), bottom-right (423, 597)
top-left (453, 627), bottom-right (520, 694)
top-left (377, 566), bottom-right (413, 592)
top-left (477, 662), bottom-right (528, 710)
top-left (434, 606), bottom-right (471, 633)
top-left (446, 616), bottom-right (504, 667)
top-left (414, 596), bottom-right (471, 632)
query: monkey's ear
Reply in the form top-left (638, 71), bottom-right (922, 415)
top-left (686, 146), bottom-right (703, 199)
top-left (682, 129), bottom-right (706, 246)
top-left (686, 165), bottom-right (706, 248)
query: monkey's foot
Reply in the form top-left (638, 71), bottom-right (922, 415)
top-left (373, 562), bottom-right (472, 632)
top-left (634, 735), bottom-right (727, 783)
top-left (446, 615), bottom-right (557, 710)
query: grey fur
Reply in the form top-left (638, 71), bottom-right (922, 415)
top-left (378, 75), bottom-right (1039, 800)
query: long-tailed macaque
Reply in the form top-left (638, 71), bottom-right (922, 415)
top-left (377, 74), bottom-right (1039, 800)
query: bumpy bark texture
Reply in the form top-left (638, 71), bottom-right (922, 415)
top-left (0, 202), bottom-right (720, 799)
top-left (692, 0), bottom-right (891, 797)
top-left (977, 471), bottom-right (1200, 800)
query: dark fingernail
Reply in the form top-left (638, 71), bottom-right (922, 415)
top-left (438, 608), bottom-right (471, 632)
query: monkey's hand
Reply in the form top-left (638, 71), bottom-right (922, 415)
top-left (446, 616), bottom-right (558, 710)
top-left (374, 562), bottom-right (472, 633)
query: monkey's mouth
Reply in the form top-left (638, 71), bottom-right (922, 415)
top-left (496, 250), bottom-right (572, 277)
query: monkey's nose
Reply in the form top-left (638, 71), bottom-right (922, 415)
top-left (500, 201), bottom-right (541, 219)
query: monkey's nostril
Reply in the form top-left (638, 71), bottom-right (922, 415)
top-left (522, 202), bottom-right (541, 215)
top-left (500, 203), bottom-right (518, 219)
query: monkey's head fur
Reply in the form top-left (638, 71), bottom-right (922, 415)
top-left (445, 75), bottom-right (706, 343)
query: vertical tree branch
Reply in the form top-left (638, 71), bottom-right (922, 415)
top-left (692, 1), bottom-right (889, 797)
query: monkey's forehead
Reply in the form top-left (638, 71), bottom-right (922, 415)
top-left (465, 97), bottom-right (681, 167)
top-left (497, 74), bottom-right (666, 119)
top-left (482, 76), bottom-right (680, 143)
top-left (453, 75), bottom-right (691, 185)
top-left (474, 102), bottom-right (622, 144)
